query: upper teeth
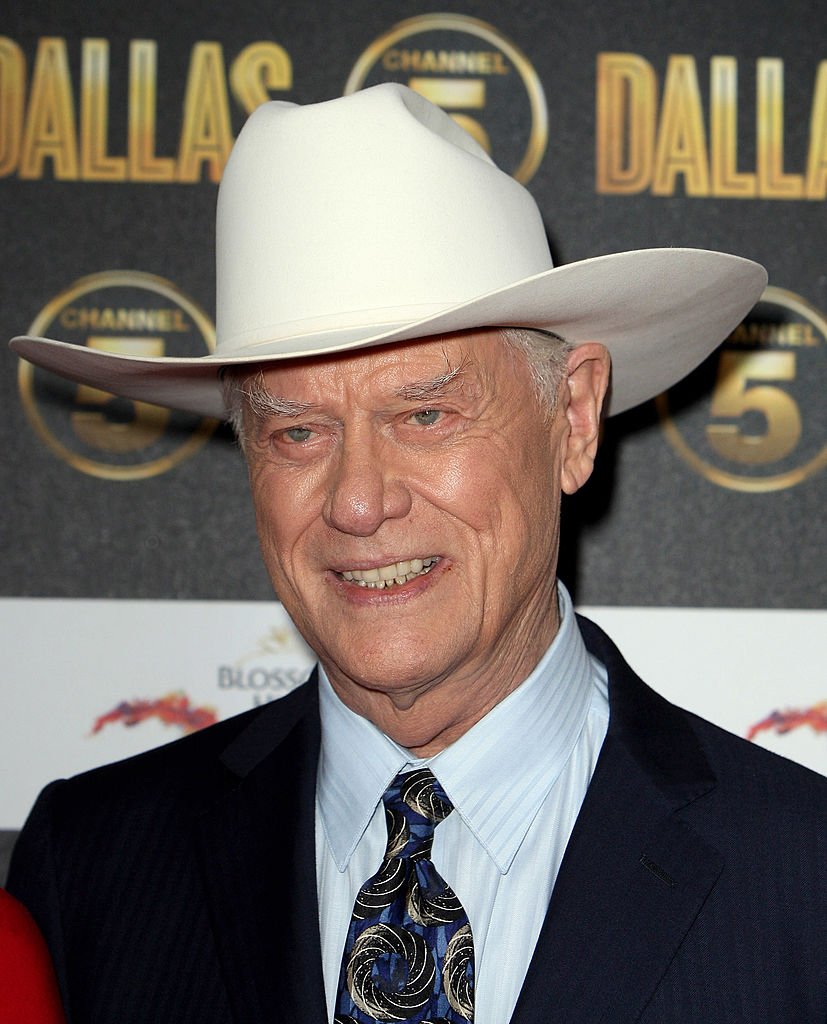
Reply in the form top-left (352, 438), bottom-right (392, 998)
top-left (341, 557), bottom-right (437, 589)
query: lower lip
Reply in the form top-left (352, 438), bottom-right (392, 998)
top-left (329, 560), bottom-right (446, 605)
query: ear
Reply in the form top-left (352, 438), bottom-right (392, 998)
top-left (559, 342), bottom-right (611, 495)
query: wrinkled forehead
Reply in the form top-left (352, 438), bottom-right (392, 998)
top-left (239, 328), bottom-right (518, 399)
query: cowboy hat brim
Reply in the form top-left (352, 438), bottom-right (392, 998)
top-left (10, 247), bottom-right (766, 420)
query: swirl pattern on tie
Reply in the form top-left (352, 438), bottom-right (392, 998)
top-left (335, 768), bottom-right (475, 1023)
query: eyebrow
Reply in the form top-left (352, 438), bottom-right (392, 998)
top-left (255, 395), bottom-right (316, 418)
top-left (240, 373), bottom-right (318, 422)
top-left (394, 361), bottom-right (469, 402)
top-left (241, 357), bottom-right (471, 422)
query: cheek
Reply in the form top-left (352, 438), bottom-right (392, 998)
top-left (433, 441), bottom-right (556, 534)
top-left (249, 473), bottom-right (315, 582)
top-left (473, 451), bottom-right (561, 578)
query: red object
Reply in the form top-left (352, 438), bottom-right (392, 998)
top-left (746, 701), bottom-right (827, 741)
top-left (0, 890), bottom-right (66, 1023)
top-left (91, 692), bottom-right (219, 735)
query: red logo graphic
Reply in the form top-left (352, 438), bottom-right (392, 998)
top-left (746, 702), bottom-right (827, 741)
top-left (92, 692), bottom-right (219, 736)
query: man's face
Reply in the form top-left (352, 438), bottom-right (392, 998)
top-left (243, 330), bottom-right (575, 750)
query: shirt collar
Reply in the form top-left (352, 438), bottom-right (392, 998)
top-left (317, 581), bottom-right (602, 873)
top-left (316, 671), bottom-right (409, 870)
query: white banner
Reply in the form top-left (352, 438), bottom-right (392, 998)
top-left (1, 598), bottom-right (824, 828)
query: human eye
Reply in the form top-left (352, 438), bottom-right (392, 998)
top-left (408, 408), bottom-right (442, 427)
top-left (283, 425), bottom-right (315, 443)
top-left (260, 422), bottom-right (322, 456)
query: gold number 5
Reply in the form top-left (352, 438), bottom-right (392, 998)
top-left (705, 351), bottom-right (801, 465)
top-left (71, 337), bottom-right (170, 453)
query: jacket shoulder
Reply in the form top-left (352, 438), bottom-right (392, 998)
top-left (20, 677), bottom-right (319, 833)
top-left (577, 612), bottom-right (827, 808)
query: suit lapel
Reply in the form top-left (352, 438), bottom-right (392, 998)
top-left (193, 676), bottom-right (329, 1024)
top-left (511, 619), bottom-right (724, 1024)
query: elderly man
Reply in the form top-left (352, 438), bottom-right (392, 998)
top-left (8, 85), bottom-right (827, 1023)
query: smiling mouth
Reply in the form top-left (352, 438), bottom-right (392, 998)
top-left (338, 557), bottom-right (439, 590)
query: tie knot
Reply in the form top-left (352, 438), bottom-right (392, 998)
top-left (382, 768), bottom-right (453, 861)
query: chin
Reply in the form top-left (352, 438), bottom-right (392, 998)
top-left (351, 657), bottom-right (446, 694)
top-left (326, 638), bottom-right (458, 696)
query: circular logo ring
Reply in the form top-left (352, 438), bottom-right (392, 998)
top-left (657, 286), bottom-right (827, 493)
top-left (18, 270), bottom-right (217, 481)
top-left (345, 14), bottom-right (548, 184)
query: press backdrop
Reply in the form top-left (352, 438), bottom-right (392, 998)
top-left (1, 0), bottom-right (825, 878)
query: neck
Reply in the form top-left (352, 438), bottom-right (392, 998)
top-left (324, 586), bottom-right (561, 756)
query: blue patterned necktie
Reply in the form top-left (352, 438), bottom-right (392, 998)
top-left (334, 767), bottom-right (475, 1023)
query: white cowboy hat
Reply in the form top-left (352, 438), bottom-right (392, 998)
top-left (10, 83), bottom-right (766, 419)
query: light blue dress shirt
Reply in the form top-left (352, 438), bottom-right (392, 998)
top-left (315, 582), bottom-right (609, 1024)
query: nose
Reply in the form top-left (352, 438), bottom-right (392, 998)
top-left (323, 432), bottom-right (412, 536)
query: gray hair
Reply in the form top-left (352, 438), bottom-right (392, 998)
top-left (221, 327), bottom-right (570, 447)
top-left (499, 327), bottom-right (571, 414)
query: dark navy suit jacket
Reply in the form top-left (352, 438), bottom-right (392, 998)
top-left (8, 618), bottom-right (827, 1022)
